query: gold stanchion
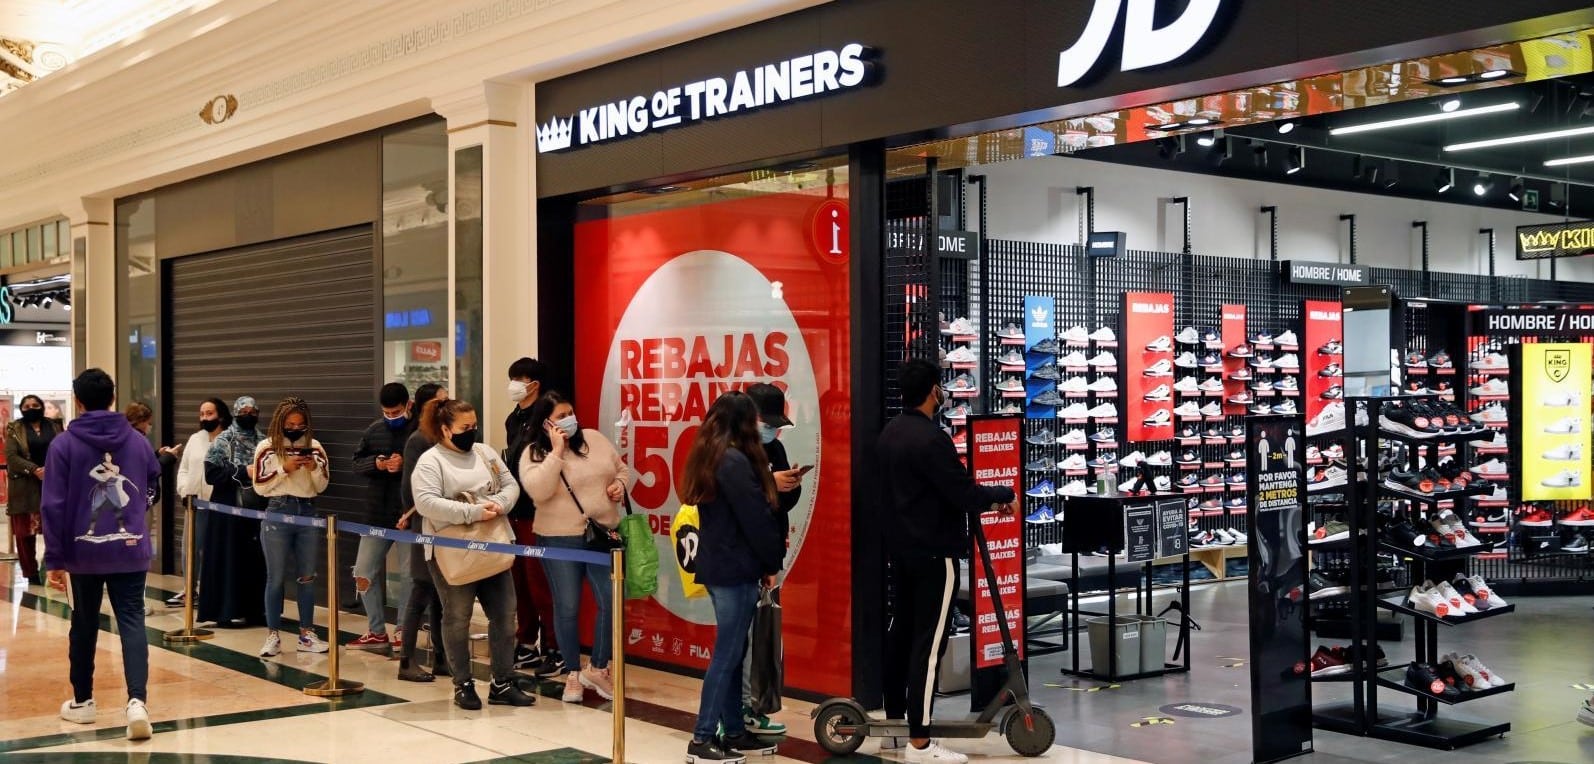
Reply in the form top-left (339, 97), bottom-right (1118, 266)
top-left (305, 515), bottom-right (364, 697)
top-left (611, 548), bottom-right (626, 764)
top-left (164, 498), bottom-right (212, 643)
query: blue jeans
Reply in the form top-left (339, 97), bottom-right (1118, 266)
top-left (541, 535), bottom-right (613, 670)
top-left (69, 571), bottom-right (148, 703)
top-left (694, 581), bottom-right (760, 741)
top-left (261, 497), bottom-right (320, 632)
top-left (354, 535), bottom-right (411, 636)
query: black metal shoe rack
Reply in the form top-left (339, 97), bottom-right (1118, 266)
top-left (1312, 395), bottom-right (1515, 751)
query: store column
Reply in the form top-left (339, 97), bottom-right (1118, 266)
top-left (432, 82), bottom-right (535, 446)
top-left (66, 198), bottom-right (114, 374)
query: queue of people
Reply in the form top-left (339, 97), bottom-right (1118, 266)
top-left (20, 357), bottom-right (813, 761)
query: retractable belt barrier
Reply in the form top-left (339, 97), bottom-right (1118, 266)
top-left (177, 498), bottom-right (629, 760)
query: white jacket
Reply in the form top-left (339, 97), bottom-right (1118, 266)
top-left (175, 429), bottom-right (216, 501)
top-left (413, 443), bottom-right (519, 560)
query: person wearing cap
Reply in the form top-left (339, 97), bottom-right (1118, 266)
top-left (738, 383), bottom-right (806, 736)
top-left (197, 396), bottom-right (268, 627)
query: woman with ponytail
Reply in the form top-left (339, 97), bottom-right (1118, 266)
top-left (249, 397), bottom-right (330, 659)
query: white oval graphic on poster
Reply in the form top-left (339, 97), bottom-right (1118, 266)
top-left (600, 249), bottom-right (819, 625)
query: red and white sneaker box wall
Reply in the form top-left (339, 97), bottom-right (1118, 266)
top-left (1222, 304), bottom-right (1247, 416)
top-left (1124, 292), bottom-right (1175, 442)
top-left (1303, 300), bottom-right (1343, 426)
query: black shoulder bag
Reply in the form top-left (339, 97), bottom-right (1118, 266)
top-left (561, 473), bottom-right (623, 551)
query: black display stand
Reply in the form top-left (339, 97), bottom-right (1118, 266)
top-left (1311, 395), bottom-right (1512, 750)
top-left (1058, 494), bottom-right (1192, 681)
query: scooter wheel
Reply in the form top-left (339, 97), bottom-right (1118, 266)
top-left (1005, 707), bottom-right (1056, 757)
top-left (814, 703), bottom-right (868, 755)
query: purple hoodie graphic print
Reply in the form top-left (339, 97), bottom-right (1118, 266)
top-left (40, 409), bottom-right (163, 575)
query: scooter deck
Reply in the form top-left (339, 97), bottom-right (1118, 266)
top-left (857, 720), bottom-right (997, 738)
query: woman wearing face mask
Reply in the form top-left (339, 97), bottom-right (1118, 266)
top-left (412, 397), bottom-right (534, 709)
top-left (5, 394), bottom-right (63, 585)
top-left (200, 397), bottom-right (268, 627)
top-left (395, 383), bottom-right (450, 682)
top-left (167, 398), bottom-right (231, 609)
top-left (517, 390), bottom-right (628, 704)
top-left (249, 397), bottom-right (331, 658)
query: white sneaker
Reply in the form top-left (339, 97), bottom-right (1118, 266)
top-left (1086, 377), bottom-right (1118, 392)
top-left (1274, 330), bottom-right (1299, 347)
top-left (260, 630), bottom-right (282, 657)
top-left (1119, 451), bottom-right (1147, 467)
top-left (1434, 582), bottom-right (1480, 615)
top-left (60, 698), bottom-right (96, 724)
top-left (1058, 376), bottom-right (1089, 393)
top-left (1057, 403), bottom-right (1090, 419)
top-left (1173, 376), bottom-right (1199, 393)
top-left (1061, 326), bottom-right (1090, 344)
top-left (1089, 327), bottom-right (1117, 343)
top-left (298, 631), bottom-right (330, 653)
top-left (1544, 389), bottom-right (1580, 407)
top-left (1545, 417), bottom-right (1581, 434)
top-left (1542, 469), bottom-right (1582, 488)
top-left (1146, 450), bottom-right (1173, 466)
top-left (1473, 459), bottom-right (1508, 477)
top-left (1465, 575), bottom-right (1507, 608)
top-left (1199, 377), bottom-right (1225, 392)
top-left (1544, 443), bottom-right (1582, 461)
top-left (1087, 402), bottom-right (1118, 419)
top-left (1173, 401), bottom-right (1202, 418)
top-left (1175, 326), bottom-right (1201, 344)
top-left (1058, 429), bottom-right (1087, 446)
top-left (1173, 352), bottom-right (1198, 368)
top-left (1058, 351), bottom-right (1090, 367)
top-left (1145, 335), bottom-right (1172, 352)
top-left (905, 741), bottom-right (969, 763)
top-left (1059, 480), bottom-right (1089, 496)
top-left (1143, 384), bottom-right (1172, 401)
top-left (1453, 654), bottom-right (1507, 688)
top-left (126, 698), bottom-right (153, 740)
top-left (1088, 352), bottom-right (1117, 368)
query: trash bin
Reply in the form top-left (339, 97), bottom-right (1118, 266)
top-left (1086, 616), bottom-right (1142, 677)
top-left (1128, 615), bottom-right (1168, 671)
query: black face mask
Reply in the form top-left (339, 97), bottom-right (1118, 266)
top-left (199, 419), bottom-right (221, 432)
top-left (449, 430), bottom-right (476, 452)
top-left (235, 414), bottom-right (259, 431)
top-left (282, 428), bottom-right (307, 442)
top-left (20, 408), bottom-right (43, 423)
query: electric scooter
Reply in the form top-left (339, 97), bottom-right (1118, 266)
top-left (811, 520), bottom-right (1056, 757)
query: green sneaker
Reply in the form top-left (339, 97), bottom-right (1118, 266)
top-left (743, 706), bottom-right (787, 735)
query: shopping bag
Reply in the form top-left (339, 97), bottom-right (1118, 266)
top-left (670, 504), bottom-right (707, 599)
top-left (749, 585), bottom-right (784, 715)
top-left (619, 493), bottom-right (659, 599)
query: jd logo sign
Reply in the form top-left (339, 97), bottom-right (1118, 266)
top-left (1547, 348), bottom-right (1571, 383)
top-left (1058, 0), bottom-right (1229, 87)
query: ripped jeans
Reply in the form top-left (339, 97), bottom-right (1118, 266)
top-left (261, 497), bottom-right (321, 632)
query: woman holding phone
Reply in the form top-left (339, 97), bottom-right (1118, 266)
top-left (250, 397), bottom-right (330, 658)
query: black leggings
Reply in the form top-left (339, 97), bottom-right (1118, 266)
top-left (399, 547), bottom-right (446, 670)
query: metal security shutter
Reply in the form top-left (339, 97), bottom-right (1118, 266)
top-left (167, 226), bottom-right (376, 518)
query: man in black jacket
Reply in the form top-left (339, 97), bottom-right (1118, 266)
top-left (877, 358), bottom-right (1016, 763)
top-left (503, 356), bottom-right (559, 673)
top-left (348, 382), bottom-right (414, 652)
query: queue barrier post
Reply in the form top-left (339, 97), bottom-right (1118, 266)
top-left (305, 514), bottom-right (364, 697)
top-left (611, 547), bottom-right (627, 764)
top-left (163, 498), bottom-right (213, 643)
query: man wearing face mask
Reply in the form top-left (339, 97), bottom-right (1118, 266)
top-left (348, 382), bottom-right (416, 652)
top-left (876, 358), bottom-right (1017, 763)
top-left (502, 357), bottom-right (561, 674)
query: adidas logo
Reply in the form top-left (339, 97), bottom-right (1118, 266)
top-left (1032, 305), bottom-right (1050, 326)
top-left (536, 116), bottom-right (574, 153)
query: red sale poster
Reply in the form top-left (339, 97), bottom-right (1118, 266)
top-left (967, 415), bottom-right (1024, 669)
top-left (1124, 292), bottom-right (1175, 442)
top-left (1221, 305), bottom-right (1247, 416)
top-left (573, 187), bottom-right (852, 696)
top-left (1303, 300), bottom-right (1344, 426)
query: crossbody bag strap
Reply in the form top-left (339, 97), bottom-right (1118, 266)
top-left (559, 471), bottom-right (591, 519)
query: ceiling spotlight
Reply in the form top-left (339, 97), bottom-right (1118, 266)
top-left (1440, 99), bottom-right (1462, 113)
top-left (1277, 121), bottom-right (1296, 135)
top-left (1208, 137), bottom-right (1234, 166)
top-left (1196, 129), bottom-right (1224, 148)
top-left (1252, 144), bottom-right (1269, 167)
top-left (1427, 70), bottom-right (1522, 87)
top-left (1285, 146), bottom-right (1306, 175)
top-left (1437, 76), bottom-right (1469, 85)
top-left (1508, 177), bottom-right (1525, 202)
top-left (1435, 168), bottom-right (1454, 193)
top-left (1186, 117), bottom-right (1212, 126)
top-left (1473, 173), bottom-right (1494, 196)
top-left (1479, 69), bottom-right (1510, 80)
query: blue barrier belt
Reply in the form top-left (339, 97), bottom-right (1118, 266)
top-left (194, 499), bottom-right (612, 566)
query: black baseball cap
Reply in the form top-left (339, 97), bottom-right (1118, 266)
top-left (745, 383), bottom-right (793, 428)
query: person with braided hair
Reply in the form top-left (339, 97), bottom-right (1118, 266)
top-left (249, 396), bottom-right (331, 658)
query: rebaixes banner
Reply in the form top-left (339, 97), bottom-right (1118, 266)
top-left (575, 190), bottom-right (853, 696)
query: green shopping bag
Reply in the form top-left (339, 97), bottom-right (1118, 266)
top-left (619, 492), bottom-right (658, 599)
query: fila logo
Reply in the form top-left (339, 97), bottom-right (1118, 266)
top-left (1058, 0), bottom-right (1228, 87)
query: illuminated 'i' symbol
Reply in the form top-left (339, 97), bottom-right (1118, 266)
top-left (829, 209), bottom-right (843, 256)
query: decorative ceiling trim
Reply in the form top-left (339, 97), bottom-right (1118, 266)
top-left (0, 0), bottom-right (569, 188)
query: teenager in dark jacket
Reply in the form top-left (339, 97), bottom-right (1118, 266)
top-left (877, 358), bottom-right (1016, 763)
top-left (396, 383), bottom-right (448, 681)
top-left (5, 394), bottom-right (62, 585)
top-left (502, 356), bottom-right (559, 673)
top-left (41, 369), bottom-right (163, 740)
top-left (348, 382), bottom-right (416, 651)
top-left (680, 391), bottom-right (786, 763)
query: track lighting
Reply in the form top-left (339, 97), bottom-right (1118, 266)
top-left (1447, 123), bottom-right (1594, 152)
top-left (1330, 102), bottom-right (1518, 136)
top-left (1196, 129), bottom-right (1221, 148)
top-left (1156, 136), bottom-right (1186, 159)
top-left (1434, 168), bottom-right (1454, 193)
top-left (1382, 162), bottom-right (1400, 189)
top-left (1508, 178), bottom-right (1525, 202)
top-left (1285, 146), bottom-right (1305, 175)
top-left (1472, 173), bottom-right (1493, 197)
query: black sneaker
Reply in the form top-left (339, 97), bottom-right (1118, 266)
top-left (533, 654), bottom-right (566, 678)
top-left (1026, 431), bottom-right (1055, 446)
top-left (1407, 663), bottom-right (1461, 699)
top-left (1032, 389), bottom-right (1067, 407)
top-left (513, 644), bottom-right (543, 670)
top-left (164, 592), bottom-right (185, 609)
top-left (951, 607), bottom-right (971, 632)
top-left (686, 738), bottom-right (747, 763)
top-left (454, 681), bottom-right (483, 710)
top-left (1178, 424), bottom-right (1199, 439)
top-left (722, 732), bottom-right (780, 754)
top-left (1309, 570), bottom-right (1348, 600)
top-left (1030, 363), bottom-right (1063, 381)
top-left (488, 678), bottom-right (536, 706)
top-left (1029, 338), bottom-right (1061, 355)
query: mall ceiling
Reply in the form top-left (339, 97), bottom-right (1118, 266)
top-left (1073, 74), bottom-right (1594, 220)
top-left (0, 0), bottom-right (200, 96)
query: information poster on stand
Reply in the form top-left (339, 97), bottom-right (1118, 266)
top-left (1157, 498), bottom-right (1188, 558)
top-left (1245, 414), bottom-right (1312, 763)
top-left (1124, 501), bottom-right (1156, 563)
top-left (1514, 342), bottom-right (1593, 501)
top-left (966, 414), bottom-right (1026, 709)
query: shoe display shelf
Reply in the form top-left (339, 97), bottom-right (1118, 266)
top-left (1312, 396), bottom-right (1512, 751)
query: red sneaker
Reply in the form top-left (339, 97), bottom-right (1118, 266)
top-left (348, 632), bottom-right (392, 651)
top-left (1519, 508), bottom-right (1554, 526)
top-left (1310, 646), bottom-right (1351, 677)
top-left (1561, 507), bottom-right (1594, 526)
top-left (390, 632), bottom-right (404, 649)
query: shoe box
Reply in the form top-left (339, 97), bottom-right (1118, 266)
top-left (1519, 528), bottom-right (1563, 557)
top-left (937, 632), bottom-right (972, 692)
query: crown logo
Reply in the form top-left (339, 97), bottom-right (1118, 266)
top-left (1031, 305), bottom-right (1050, 325)
top-left (537, 116), bottom-right (574, 153)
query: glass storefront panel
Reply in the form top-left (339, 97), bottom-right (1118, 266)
top-left (380, 120), bottom-right (449, 392)
top-left (117, 198), bottom-right (159, 423)
top-left (453, 145), bottom-right (483, 410)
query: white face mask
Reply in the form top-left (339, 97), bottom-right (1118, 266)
top-left (507, 380), bottom-right (529, 403)
top-left (554, 415), bottom-right (579, 438)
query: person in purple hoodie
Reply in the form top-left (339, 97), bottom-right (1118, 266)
top-left (40, 368), bottom-right (163, 742)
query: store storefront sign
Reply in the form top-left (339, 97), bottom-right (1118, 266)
top-left (884, 228), bottom-right (978, 259)
top-left (1516, 220), bottom-right (1594, 260)
top-left (1088, 231), bottom-right (1126, 257)
top-left (1283, 260), bottom-right (1369, 286)
top-left (1469, 305), bottom-right (1594, 337)
top-left (537, 43), bottom-right (874, 154)
top-left (0, 328), bottom-right (67, 346)
top-left (1057, 0), bottom-right (1230, 87)
top-left (0, 286), bottom-right (11, 325)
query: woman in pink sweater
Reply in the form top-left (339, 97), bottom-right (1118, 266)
top-left (518, 391), bottom-right (628, 704)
